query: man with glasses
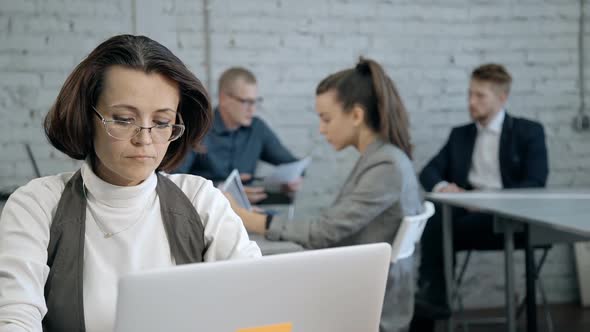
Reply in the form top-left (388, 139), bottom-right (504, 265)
top-left (176, 67), bottom-right (301, 203)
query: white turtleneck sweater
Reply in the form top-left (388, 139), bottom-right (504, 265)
top-left (0, 161), bottom-right (261, 332)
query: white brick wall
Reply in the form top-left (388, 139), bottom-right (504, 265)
top-left (1, 0), bottom-right (589, 309)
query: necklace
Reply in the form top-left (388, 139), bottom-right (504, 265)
top-left (82, 183), bottom-right (151, 239)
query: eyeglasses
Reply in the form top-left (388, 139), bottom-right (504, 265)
top-left (227, 94), bottom-right (263, 108)
top-left (92, 107), bottom-right (185, 143)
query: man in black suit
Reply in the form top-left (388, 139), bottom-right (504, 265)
top-left (411, 63), bottom-right (549, 330)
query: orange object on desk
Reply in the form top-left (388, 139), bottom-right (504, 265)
top-left (237, 322), bottom-right (292, 332)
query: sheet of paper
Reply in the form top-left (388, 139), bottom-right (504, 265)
top-left (220, 169), bottom-right (252, 210)
top-left (261, 157), bottom-right (311, 188)
top-left (237, 322), bottom-right (292, 332)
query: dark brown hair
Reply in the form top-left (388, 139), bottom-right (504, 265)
top-left (471, 63), bottom-right (512, 94)
top-left (44, 34), bottom-right (211, 172)
top-left (316, 57), bottom-right (413, 159)
top-left (218, 67), bottom-right (257, 94)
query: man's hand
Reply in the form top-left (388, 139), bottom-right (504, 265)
top-left (438, 183), bottom-right (465, 193)
top-left (238, 173), bottom-right (268, 203)
top-left (244, 186), bottom-right (268, 203)
top-left (239, 173), bottom-right (253, 182)
top-left (281, 177), bottom-right (302, 194)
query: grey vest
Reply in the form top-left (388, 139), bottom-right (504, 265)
top-left (42, 171), bottom-right (206, 332)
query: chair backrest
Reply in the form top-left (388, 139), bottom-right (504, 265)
top-left (391, 201), bottom-right (435, 263)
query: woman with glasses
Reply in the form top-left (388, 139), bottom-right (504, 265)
top-left (0, 35), bottom-right (261, 332)
top-left (226, 58), bottom-right (423, 332)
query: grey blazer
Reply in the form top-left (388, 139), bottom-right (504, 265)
top-left (266, 139), bottom-right (423, 332)
top-left (266, 139), bottom-right (423, 249)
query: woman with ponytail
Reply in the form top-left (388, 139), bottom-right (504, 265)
top-left (226, 58), bottom-right (423, 332)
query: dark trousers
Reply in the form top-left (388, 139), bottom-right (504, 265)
top-left (417, 204), bottom-right (525, 303)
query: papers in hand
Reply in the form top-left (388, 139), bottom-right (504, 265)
top-left (220, 169), bottom-right (252, 211)
top-left (261, 157), bottom-right (312, 189)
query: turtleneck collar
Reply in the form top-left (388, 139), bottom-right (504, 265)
top-left (80, 159), bottom-right (157, 208)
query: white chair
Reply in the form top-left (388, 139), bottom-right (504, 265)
top-left (391, 201), bottom-right (435, 263)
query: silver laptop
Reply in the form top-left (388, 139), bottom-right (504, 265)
top-left (114, 243), bottom-right (391, 332)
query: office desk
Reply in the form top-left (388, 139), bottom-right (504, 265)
top-left (248, 233), bottom-right (305, 255)
top-left (427, 189), bottom-right (590, 332)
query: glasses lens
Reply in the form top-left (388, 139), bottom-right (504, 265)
top-left (168, 125), bottom-right (185, 142)
top-left (105, 122), bottom-right (185, 143)
top-left (150, 126), bottom-right (172, 143)
top-left (105, 121), bottom-right (139, 140)
top-left (232, 95), bottom-right (262, 108)
top-left (151, 125), bottom-right (185, 143)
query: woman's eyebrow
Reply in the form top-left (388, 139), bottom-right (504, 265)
top-left (108, 104), bottom-right (138, 112)
top-left (154, 108), bottom-right (177, 115)
top-left (108, 104), bottom-right (176, 114)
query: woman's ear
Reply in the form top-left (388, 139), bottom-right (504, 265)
top-left (351, 104), bottom-right (365, 127)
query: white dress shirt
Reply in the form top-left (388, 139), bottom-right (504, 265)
top-left (467, 110), bottom-right (505, 190)
top-left (432, 110), bottom-right (506, 192)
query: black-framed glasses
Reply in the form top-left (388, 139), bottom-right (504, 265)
top-left (228, 94), bottom-right (263, 108)
top-left (92, 107), bottom-right (185, 143)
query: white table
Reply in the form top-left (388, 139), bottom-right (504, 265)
top-left (248, 233), bottom-right (305, 255)
top-left (427, 189), bottom-right (590, 332)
